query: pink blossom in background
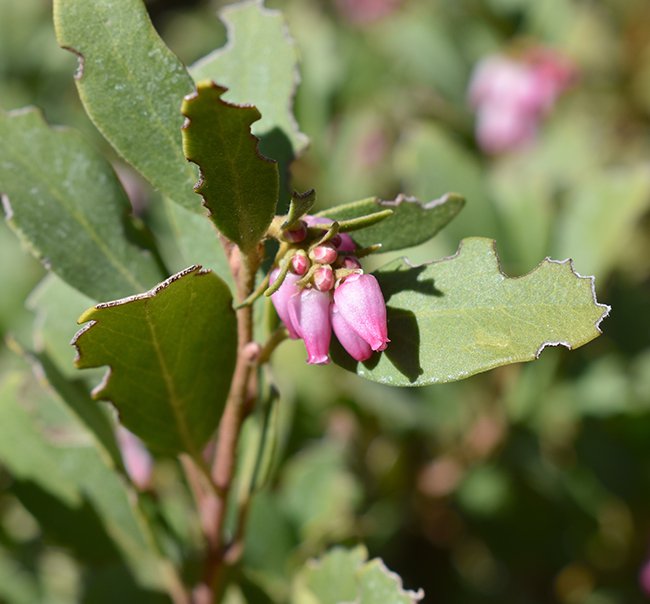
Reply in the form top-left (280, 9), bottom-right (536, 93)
top-left (335, 0), bottom-right (401, 25)
top-left (117, 426), bottom-right (153, 491)
top-left (640, 558), bottom-right (650, 596)
top-left (468, 48), bottom-right (576, 154)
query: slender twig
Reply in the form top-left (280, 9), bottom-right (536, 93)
top-left (197, 246), bottom-right (261, 597)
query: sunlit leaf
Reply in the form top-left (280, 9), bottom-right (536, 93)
top-left (191, 0), bottom-right (308, 167)
top-left (0, 108), bottom-right (163, 301)
top-left (181, 81), bottom-right (279, 251)
top-left (334, 238), bottom-right (609, 386)
top-left (73, 266), bottom-right (237, 456)
top-left (53, 0), bottom-right (198, 210)
top-left (317, 193), bottom-right (464, 252)
top-left (292, 545), bottom-right (424, 604)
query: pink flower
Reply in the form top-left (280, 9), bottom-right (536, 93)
top-left (335, 0), bottom-right (401, 24)
top-left (640, 558), bottom-right (650, 596)
top-left (116, 426), bottom-right (153, 491)
top-left (333, 273), bottom-right (389, 352)
top-left (331, 304), bottom-right (373, 362)
top-left (270, 269), bottom-right (302, 339)
top-left (468, 49), bottom-right (575, 154)
top-left (288, 288), bottom-right (332, 364)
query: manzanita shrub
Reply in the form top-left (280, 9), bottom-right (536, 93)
top-left (0, 0), bottom-right (610, 602)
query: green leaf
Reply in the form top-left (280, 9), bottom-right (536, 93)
top-left (279, 442), bottom-right (362, 546)
top-left (396, 122), bottom-right (499, 240)
top-left (553, 166), bottom-right (650, 279)
top-left (164, 198), bottom-right (234, 292)
top-left (0, 370), bottom-right (167, 590)
top-left (53, 0), bottom-right (198, 210)
top-left (334, 238), bottom-right (609, 386)
top-left (191, 0), bottom-right (308, 164)
top-left (0, 107), bottom-right (163, 301)
top-left (0, 547), bottom-right (39, 604)
top-left (73, 266), bottom-right (237, 456)
top-left (181, 81), bottom-right (279, 251)
top-left (292, 546), bottom-right (424, 604)
top-left (26, 274), bottom-right (96, 377)
top-left (283, 189), bottom-right (316, 229)
top-left (317, 193), bottom-right (465, 252)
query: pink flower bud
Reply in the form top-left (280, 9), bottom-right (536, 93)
top-left (310, 243), bottom-right (338, 265)
top-left (291, 253), bottom-right (309, 275)
top-left (117, 426), bottom-right (153, 491)
top-left (313, 265), bottom-right (334, 291)
top-left (331, 304), bottom-right (373, 361)
top-left (340, 256), bottom-right (362, 270)
top-left (270, 269), bottom-right (302, 339)
top-left (333, 273), bottom-right (389, 352)
top-left (336, 233), bottom-right (357, 252)
top-left (288, 288), bottom-right (332, 364)
top-left (283, 221), bottom-right (307, 243)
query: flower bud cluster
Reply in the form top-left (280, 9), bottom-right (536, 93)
top-left (270, 215), bottom-right (389, 365)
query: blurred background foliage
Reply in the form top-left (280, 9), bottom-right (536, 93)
top-left (2, 0), bottom-right (650, 602)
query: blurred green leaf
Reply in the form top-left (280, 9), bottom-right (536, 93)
top-left (553, 166), bottom-right (650, 279)
top-left (164, 198), bottom-right (234, 291)
top-left (292, 545), bottom-right (424, 604)
top-left (317, 193), bottom-right (465, 252)
top-left (73, 266), bottom-right (236, 456)
top-left (0, 370), bottom-right (167, 591)
top-left (191, 0), bottom-right (308, 165)
top-left (280, 442), bottom-right (361, 546)
top-left (181, 81), bottom-right (279, 251)
top-left (0, 108), bottom-right (163, 301)
top-left (336, 237), bottom-right (609, 386)
top-left (396, 122), bottom-right (499, 240)
top-left (0, 547), bottom-right (40, 604)
top-left (26, 274), bottom-right (96, 377)
top-left (53, 0), bottom-right (198, 210)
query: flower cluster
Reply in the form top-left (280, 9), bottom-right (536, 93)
top-left (468, 48), bottom-right (576, 154)
top-left (270, 215), bottom-right (389, 365)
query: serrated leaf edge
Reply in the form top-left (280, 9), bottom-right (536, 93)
top-left (181, 81), bottom-right (279, 240)
top-left (70, 265), bottom-right (217, 459)
top-left (190, 0), bottom-right (308, 155)
top-left (356, 558), bottom-right (425, 603)
top-left (381, 237), bottom-right (610, 356)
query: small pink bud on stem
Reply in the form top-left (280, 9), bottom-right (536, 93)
top-left (291, 252), bottom-right (309, 275)
top-left (313, 265), bottom-right (335, 291)
top-left (310, 243), bottom-right (338, 265)
top-left (282, 221), bottom-right (307, 243)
